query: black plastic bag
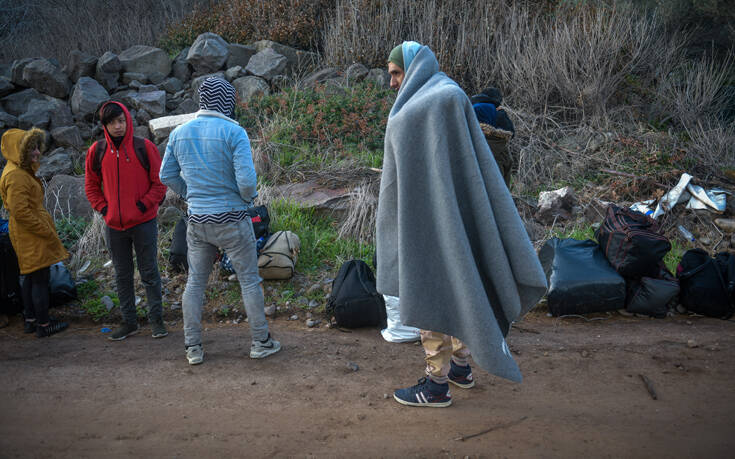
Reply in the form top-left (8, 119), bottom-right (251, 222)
top-left (677, 249), bottom-right (735, 319)
top-left (49, 262), bottom-right (77, 307)
top-left (539, 238), bottom-right (626, 316)
top-left (626, 277), bottom-right (679, 318)
top-left (326, 260), bottom-right (386, 328)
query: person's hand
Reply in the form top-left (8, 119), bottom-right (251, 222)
top-left (136, 201), bottom-right (147, 213)
top-left (101, 206), bottom-right (108, 216)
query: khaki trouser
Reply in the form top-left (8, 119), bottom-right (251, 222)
top-left (420, 330), bottom-right (471, 384)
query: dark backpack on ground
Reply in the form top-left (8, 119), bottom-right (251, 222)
top-left (49, 262), bottom-right (77, 308)
top-left (625, 273), bottom-right (680, 318)
top-left (326, 260), bottom-right (386, 328)
top-left (0, 232), bottom-right (23, 315)
top-left (92, 137), bottom-right (152, 174)
top-left (595, 204), bottom-right (671, 278)
top-left (677, 249), bottom-right (735, 319)
top-left (169, 216), bottom-right (188, 273)
top-left (247, 205), bottom-right (270, 240)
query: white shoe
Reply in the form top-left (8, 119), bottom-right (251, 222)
top-left (186, 344), bottom-right (204, 365)
top-left (250, 335), bottom-right (281, 359)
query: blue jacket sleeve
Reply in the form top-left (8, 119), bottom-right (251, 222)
top-left (232, 127), bottom-right (257, 203)
top-left (159, 135), bottom-right (188, 198)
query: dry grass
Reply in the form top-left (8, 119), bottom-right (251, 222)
top-left (0, 0), bottom-right (208, 62)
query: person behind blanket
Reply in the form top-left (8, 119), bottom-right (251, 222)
top-left (85, 101), bottom-right (168, 341)
top-left (0, 128), bottom-right (70, 337)
top-left (379, 42), bottom-right (547, 407)
top-left (470, 87), bottom-right (516, 187)
top-left (159, 77), bottom-right (281, 365)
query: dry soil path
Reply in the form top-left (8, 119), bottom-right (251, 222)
top-left (1, 313), bottom-right (734, 458)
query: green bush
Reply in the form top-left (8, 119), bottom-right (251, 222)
top-left (241, 82), bottom-right (394, 172)
top-left (55, 216), bottom-right (90, 250)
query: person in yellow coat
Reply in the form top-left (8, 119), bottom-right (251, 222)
top-left (0, 128), bottom-right (70, 337)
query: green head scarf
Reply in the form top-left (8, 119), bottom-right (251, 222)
top-left (388, 44), bottom-right (404, 70)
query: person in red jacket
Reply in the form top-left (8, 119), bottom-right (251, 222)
top-left (85, 101), bottom-right (168, 341)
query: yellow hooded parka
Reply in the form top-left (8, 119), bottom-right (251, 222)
top-left (0, 128), bottom-right (69, 274)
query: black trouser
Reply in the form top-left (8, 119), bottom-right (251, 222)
top-left (22, 266), bottom-right (50, 324)
top-left (108, 218), bottom-right (163, 326)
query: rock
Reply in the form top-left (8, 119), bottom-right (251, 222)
top-left (119, 45), bottom-right (171, 78)
top-left (365, 68), bottom-right (390, 88)
top-left (227, 43), bottom-right (256, 69)
top-left (308, 300), bottom-right (319, 309)
top-left (137, 84), bottom-right (159, 94)
top-left (0, 77), bottom-right (15, 98)
top-left (187, 33), bottom-right (230, 74)
top-left (1, 88), bottom-right (46, 116)
top-left (160, 77), bottom-right (183, 94)
top-left (302, 67), bottom-right (340, 88)
top-left (270, 180), bottom-right (352, 221)
top-left (95, 52), bottom-right (121, 91)
top-left (132, 90), bottom-right (166, 116)
top-left (264, 305), bottom-right (276, 316)
top-left (136, 108), bottom-right (151, 126)
top-left (22, 59), bottom-right (71, 99)
top-left (65, 50), bottom-right (97, 83)
top-left (46, 98), bottom-right (74, 131)
top-left (289, 314), bottom-right (299, 321)
top-left (134, 125), bottom-right (151, 140)
top-left (50, 126), bottom-right (84, 150)
top-left (173, 98), bottom-right (198, 115)
top-left (172, 47), bottom-right (192, 82)
top-left (148, 72), bottom-right (166, 85)
top-left (687, 339), bottom-right (698, 348)
top-left (37, 148), bottom-right (74, 180)
top-left (345, 63), bottom-right (369, 83)
top-left (71, 77), bottom-right (109, 120)
top-left (97, 51), bottom-right (122, 74)
top-left (18, 99), bottom-right (53, 130)
top-left (535, 186), bottom-right (577, 225)
top-left (0, 111), bottom-right (18, 129)
top-left (306, 318), bottom-right (320, 328)
top-left (158, 206), bottom-right (184, 226)
top-left (231, 76), bottom-right (270, 102)
top-left (246, 48), bottom-right (287, 82)
top-left (347, 361), bottom-right (359, 372)
top-left (101, 295), bottom-right (115, 311)
top-left (714, 218), bottom-right (735, 233)
top-left (75, 122), bottom-right (93, 141)
top-left (122, 72), bottom-right (148, 85)
top-left (252, 40), bottom-right (316, 74)
top-left (224, 66), bottom-right (245, 82)
top-left (148, 112), bottom-right (197, 141)
top-left (11, 58), bottom-right (43, 87)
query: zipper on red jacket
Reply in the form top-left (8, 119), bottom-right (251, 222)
top-left (115, 147), bottom-right (123, 228)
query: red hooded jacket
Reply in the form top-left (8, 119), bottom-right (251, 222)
top-left (84, 101), bottom-right (167, 231)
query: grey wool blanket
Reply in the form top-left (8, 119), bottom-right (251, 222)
top-left (375, 46), bottom-right (548, 382)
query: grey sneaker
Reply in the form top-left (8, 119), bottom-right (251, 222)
top-left (186, 344), bottom-right (204, 365)
top-left (108, 323), bottom-right (140, 341)
top-left (250, 334), bottom-right (281, 359)
top-left (151, 319), bottom-right (168, 339)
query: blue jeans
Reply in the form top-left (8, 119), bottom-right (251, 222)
top-left (182, 218), bottom-right (268, 346)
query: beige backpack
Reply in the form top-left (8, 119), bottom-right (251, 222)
top-left (258, 231), bottom-right (300, 280)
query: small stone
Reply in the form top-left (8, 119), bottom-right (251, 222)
top-left (383, 393), bottom-right (389, 399)
top-left (101, 295), bottom-right (115, 311)
top-left (581, 350), bottom-right (590, 358)
top-left (228, 274), bottom-right (237, 282)
top-left (306, 312), bottom-right (313, 319)
top-left (308, 300), bottom-right (319, 309)
top-left (264, 305), bottom-right (276, 316)
top-left (687, 339), bottom-right (698, 348)
top-left (170, 302), bottom-right (181, 311)
top-left (686, 320), bottom-right (693, 325)
top-left (347, 361), bottom-right (359, 372)
top-left (306, 318), bottom-right (320, 328)
top-left (289, 314), bottom-right (299, 321)
top-left (306, 283), bottom-right (320, 295)
top-left (357, 414), bottom-right (366, 421)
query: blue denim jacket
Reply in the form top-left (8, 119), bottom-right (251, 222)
top-left (160, 111), bottom-right (257, 215)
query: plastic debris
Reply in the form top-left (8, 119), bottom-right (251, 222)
top-left (101, 327), bottom-right (111, 333)
top-left (630, 200), bottom-right (655, 216)
top-left (653, 173), bottom-right (692, 219)
top-left (685, 186), bottom-right (728, 213)
top-left (677, 225), bottom-right (695, 242)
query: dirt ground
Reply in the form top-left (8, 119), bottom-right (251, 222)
top-left (1, 311), bottom-right (734, 458)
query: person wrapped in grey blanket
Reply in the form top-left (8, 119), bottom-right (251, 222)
top-left (376, 41), bottom-right (548, 408)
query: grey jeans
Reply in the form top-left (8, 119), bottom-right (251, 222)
top-left (108, 218), bottom-right (163, 325)
top-left (182, 217), bottom-right (268, 346)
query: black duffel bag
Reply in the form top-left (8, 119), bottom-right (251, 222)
top-left (326, 260), bottom-right (386, 328)
top-left (595, 204), bottom-right (671, 278)
top-left (625, 275), bottom-right (680, 318)
top-left (677, 249), bottom-right (735, 319)
top-left (539, 238), bottom-right (626, 316)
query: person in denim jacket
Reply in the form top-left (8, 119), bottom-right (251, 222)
top-left (160, 77), bottom-right (280, 365)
